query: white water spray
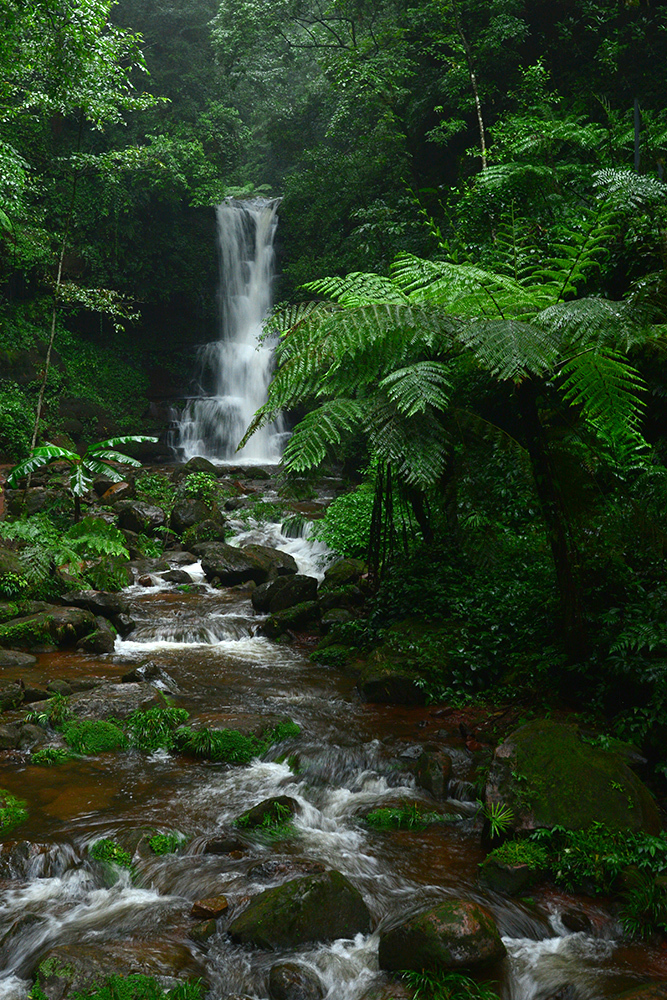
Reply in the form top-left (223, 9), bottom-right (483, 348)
top-left (176, 198), bottom-right (285, 462)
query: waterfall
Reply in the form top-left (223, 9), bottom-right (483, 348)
top-left (175, 198), bottom-right (286, 463)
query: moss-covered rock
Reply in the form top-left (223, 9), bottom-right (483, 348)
top-left (378, 899), bottom-right (506, 972)
top-left (319, 558), bottom-right (366, 591)
top-left (259, 601), bottom-right (321, 639)
top-left (252, 575), bottom-right (318, 614)
top-left (0, 606), bottom-right (97, 651)
top-left (485, 719), bottom-right (662, 834)
top-left (228, 870), bottom-right (371, 949)
top-left (358, 649), bottom-right (426, 706)
top-left (268, 961), bottom-right (325, 1000)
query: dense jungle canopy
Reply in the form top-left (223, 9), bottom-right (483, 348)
top-left (3, 0), bottom-right (667, 745)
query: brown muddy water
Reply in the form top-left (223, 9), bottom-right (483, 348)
top-left (0, 529), bottom-right (665, 999)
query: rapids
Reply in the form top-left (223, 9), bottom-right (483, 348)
top-left (0, 522), bottom-right (665, 999)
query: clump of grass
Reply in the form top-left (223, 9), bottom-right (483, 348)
top-left (147, 831), bottom-right (188, 855)
top-left (62, 720), bottom-right (127, 754)
top-left (0, 789), bottom-right (28, 834)
top-left (32, 746), bottom-right (73, 766)
top-left (400, 970), bottom-right (499, 1000)
top-left (25, 692), bottom-right (73, 728)
top-left (364, 803), bottom-right (445, 830)
top-left (88, 838), bottom-right (133, 870)
top-left (32, 971), bottom-right (205, 1000)
top-left (235, 801), bottom-right (297, 841)
top-left (126, 707), bottom-right (190, 752)
top-left (175, 719), bottom-right (301, 765)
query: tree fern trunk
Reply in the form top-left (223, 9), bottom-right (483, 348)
top-left (516, 381), bottom-right (587, 660)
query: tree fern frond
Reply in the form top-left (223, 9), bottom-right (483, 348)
top-left (281, 398), bottom-right (364, 472)
top-left (459, 319), bottom-right (558, 380)
top-left (559, 349), bottom-right (646, 441)
top-left (379, 362), bottom-right (452, 417)
top-left (264, 300), bottom-right (334, 339)
top-left (536, 297), bottom-right (642, 352)
top-left (366, 396), bottom-right (450, 487)
top-left (452, 408), bottom-right (528, 461)
top-left (594, 168), bottom-right (667, 209)
top-left (304, 271), bottom-right (409, 305)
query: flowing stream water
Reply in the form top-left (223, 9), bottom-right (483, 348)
top-left (175, 199), bottom-right (285, 464)
top-left (0, 518), bottom-right (665, 999)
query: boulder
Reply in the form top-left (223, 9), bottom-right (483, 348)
top-left (412, 750), bottom-right (453, 801)
top-left (195, 542), bottom-right (296, 586)
top-left (0, 648), bottom-right (36, 668)
top-left (182, 519), bottom-right (227, 547)
top-left (478, 857), bottom-right (542, 896)
top-left (259, 601), bottom-right (321, 639)
top-left (358, 651), bottom-right (426, 706)
top-left (378, 899), bottom-right (506, 972)
top-left (67, 682), bottom-right (162, 721)
top-left (76, 617), bottom-right (116, 654)
top-left (485, 719), bottom-right (662, 834)
top-left (161, 569), bottom-right (193, 584)
top-left (114, 500), bottom-right (166, 535)
top-left (236, 796), bottom-right (300, 830)
top-left (0, 682), bottom-right (24, 712)
top-left (319, 558), bottom-right (366, 591)
top-left (191, 895), bottom-right (229, 919)
top-left (252, 576), bottom-right (319, 614)
top-left (189, 920), bottom-right (217, 944)
top-left (171, 498), bottom-right (213, 535)
top-left (173, 457), bottom-right (221, 481)
top-left (268, 962), bottom-right (325, 1000)
top-left (229, 870), bottom-right (371, 949)
top-left (0, 545), bottom-right (25, 580)
top-left (0, 723), bottom-right (21, 749)
top-left (359, 984), bottom-right (414, 1000)
top-left (60, 591), bottom-right (129, 620)
top-left (101, 482), bottom-right (134, 503)
top-left (0, 606), bottom-right (97, 651)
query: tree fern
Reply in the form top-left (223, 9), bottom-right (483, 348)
top-left (558, 350), bottom-right (646, 447)
top-left (379, 361), bottom-right (452, 417)
top-left (459, 318), bottom-right (558, 380)
top-left (281, 398), bottom-right (364, 473)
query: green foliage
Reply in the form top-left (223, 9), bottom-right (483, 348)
top-left (179, 472), bottom-right (218, 505)
top-left (482, 802), bottom-right (515, 838)
top-left (482, 840), bottom-right (549, 869)
top-left (175, 725), bottom-right (261, 764)
top-left (125, 707), bottom-right (190, 752)
top-left (32, 747), bottom-right (74, 766)
top-left (400, 970), bottom-right (499, 1000)
top-left (0, 383), bottom-right (34, 459)
top-left (88, 838), bottom-right (133, 870)
top-left (25, 692), bottom-right (74, 728)
top-left (620, 869), bottom-right (667, 940)
top-left (62, 720), bottom-right (128, 754)
top-left (263, 720), bottom-right (301, 744)
top-left (147, 831), bottom-right (188, 855)
top-left (42, 974), bottom-right (204, 1000)
top-left (135, 474), bottom-right (177, 517)
top-left (0, 788), bottom-right (28, 834)
top-left (0, 572), bottom-right (29, 599)
top-left (312, 485), bottom-right (375, 558)
top-left (236, 801), bottom-right (292, 829)
top-left (364, 804), bottom-right (445, 830)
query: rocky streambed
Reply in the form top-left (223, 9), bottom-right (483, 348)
top-left (0, 465), bottom-right (666, 999)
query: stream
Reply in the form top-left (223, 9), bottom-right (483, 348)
top-left (0, 519), bottom-right (665, 999)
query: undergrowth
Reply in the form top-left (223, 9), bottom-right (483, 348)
top-left (0, 789), bottom-right (28, 834)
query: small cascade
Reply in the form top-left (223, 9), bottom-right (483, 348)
top-left (175, 198), bottom-right (286, 463)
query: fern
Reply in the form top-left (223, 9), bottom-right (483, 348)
top-left (379, 361), bottom-right (452, 416)
top-left (281, 399), bottom-right (364, 473)
top-left (459, 318), bottom-right (558, 380)
top-left (558, 350), bottom-right (647, 446)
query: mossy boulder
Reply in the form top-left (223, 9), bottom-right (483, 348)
top-left (268, 962), bottom-right (324, 1000)
top-left (319, 558), bottom-right (366, 591)
top-left (0, 606), bottom-right (97, 650)
top-left (252, 575), bottom-right (318, 614)
top-left (171, 498), bottom-right (217, 535)
top-left (195, 542), bottom-right (296, 586)
top-left (378, 899), bottom-right (506, 972)
top-left (485, 719), bottom-right (662, 834)
top-left (228, 870), bottom-right (371, 949)
top-left (182, 518), bottom-right (227, 547)
top-left (0, 546), bottom-right (25, 581)
top-left (114, 500), bottom-right (166, 535)
top-left (412, 750), bottom-right (453, 801)
top-left (235, 795), bottom-right (300, 830)
top-left (358, 649), bottom-right (426, 706)
top-left (259, 601), bottom-right (321, 639)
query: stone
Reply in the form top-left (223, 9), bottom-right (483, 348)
top-left (76, 617), bottom-right (116, 654)
top-left (252, 575), bottom-right (319, 614)
top-left (0, 605), bottom-right (97, 651)
top-left (47, 679), bottom-right (73, 696)
top-left (182, 519), bottom-right (227, 547)
top-left (0, 648), bottom-right (36, 668)
top-left (60, 591), bottom-right (129, 620)
top-left (321, 608), bottom-right (353, 631)
top-left (268, 961), bottom-right (325, 1000)
top-left (358, 983), bottom-right (414, 1000)
top-left (561, 908), bottom-right (592, 934)
top-left (203, 836), bottom-right (247, 855)
top-left (18, 723), bottom-right (48, 749)
top-left (240, 543), bottom-right (298, 579)
top-left (608, 986), bottom-right (667, 1000)
top-left (195, 542), bottom-right (296, 586)
top-left (378, 899), bottom-right (506, 972)
top-left (229, 870), bottom-right (371, 949)
top-left (0, 723), bottom-right (20, 749)
top-left (114, 500), bottom-right (166, 535)
top-left (478, 858), bottom-right (541, 896)
top-left (171, 498), bottom-right (213, 535)
top-left (319, 558), bottom-right (366, 591)
top-left (412, 750), bottom-right (453, 801)
top-left (101, 482), bottom-right (134, 503)
top-left (235, 796), bottom-right (300, 830)
top-left (0, 546), bottom-right (26, 580)
top-left (173, 457), bottom-right (221, 481)
top-left (189, 920), bottom-right (217, 944)
top-left (67, 682), bottom-right (162, 721)
top-left (358, 652), bottom-right (426, 706)
top-left (0, 682), bottom-right (23, 712)
top-left (161, 569), bottom-right (193, 584)
top-left (485, 719), bottom-right (662, 834)
top-left (191, 895), bottom-right (229, 918)
top-left (259, 601), bottom-right (321, 639)
top-left (24, 687), bottom-right (49, 703)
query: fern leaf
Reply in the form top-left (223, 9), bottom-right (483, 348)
top-left (559, 349), bottom-right (646, 440)
top-left (459, 319), bottom-right (558, 380)
top-left (304, 271), bottom-right (409, 306)
top-left (281, 399), bottom-right (364, 472)
top-left (379, 362), bottom-right (452, 416)
top-left (536, 298), bottom-right (640, 352)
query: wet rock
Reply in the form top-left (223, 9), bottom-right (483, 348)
top-left (101, 482), bottom-right (134, 503)
top-left (0, 840), bottom-right (50, 879)
top-left (229, 870), bottom-right (371, 949)
top-left (195, 542), bottom-right (296, 586)
top-left (0, 546), bottom-right (27, 581)
top-left (189, 919), bottom-right (217, 944)
top-left (182, 519), bottom-right (227, 547)
top-left (319, 558), bottom-right (366, 591)
top-left (203, 836), bottom-right (247, 855)
top-left (0, 912), bottom-right (44, 959)
top-left (0, 605), bottom-right (97, 651)
top-left (268, 961), bottom-right (325, 1000)
top-left (33, 941), bottom-right (206, 998)
top-left (359, 982), bottom-right (414, 1000)
top-left (161, 569), bottom-right (193, 584)
top-left (412, 750), bottom-right (453, 801)
top-left (0, 723), bottom-right (20, 749)
top-left (191, 894), bottom-right (229, 918)
top-left (259, 601), bottom-right (321, 639)
top-left (358, 652), bottom-right (426, 707)
top-left (76, 616), bottom-right (116, 654)
top-left (235, 795), bottom-right (300, 830)
top-left (0, 648), bottom-right (36, 668)
top-left (114, 500), bottom-right (166, 535)
top-left (378, 899), bottom-right (506, 972)
top-left (247, 858), bottom-right (326, 881)
top-left (60, 591), bottom-right (130, 620)
top-left (478, 857), bottom-right (542, 896)
top-left (19, 723), bottom-right (48, 749)
top-left (67, 682), bottom-right (162, 720)
top-left (252, 575), bottom-right (318, 614)
top-left (318, 586), bottom-right (365, 612)
top-left (114, 612), bottom-right (136, 636)
top-left (23, 687), bottom-right (49, 703)
top-left (173, 457), bottom-right (221, 481)
top-left (46, 679), bottom-right (73, 696)
top-left (138, 574), bottom-right (154, 587)
top-left (171, 498), bottom-right (215, 535)
top-left (0, 681), bottom-right (24, 711)
top-left (321, 608), bottom-right (354, 631)
top-left (485, 719), bottom-right (662, 834)
top-left (121, 662), bottom-right (177, 691)
top-left (561, 908), bottom-right (592, 934)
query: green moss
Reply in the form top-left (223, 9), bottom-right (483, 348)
top-left (0, 615), bottom-right (53, 647)
top-left (88, 838), bottom-right (133, 870)
top-left (147, 831), bottom-right (187, 855)
top-left (62, 720), bottom-right (128, 754)
top-left (32, 747), bottom-right (74, 766)
top-left (482, 840), bottom-right (549, 869)
top-left (0, 788), bottom-right (28, 833)
top-left (364, 804), bottom-right (446, 830)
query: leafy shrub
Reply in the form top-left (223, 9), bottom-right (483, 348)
top-left (0, 572), bottom-right (29, 599)
top-left (364, 804), bottom-right (445, 830)
top-left (147, 831), bottom-right (188, 855)
top-left (32, 747), bottom-right (74, 766)
top-left (135, 474), bottom-right (177, 517)
top-left (62, 720), bottom-right (128, 754)
top-left (179, 472), bottom-right (218, 504)
top-left (88, 838), bottom-right (133, 870)
top-left (482, 840), bottom-right (549, 869)
top-left (0, 384), bottom-right (33, 459)
top-left (125, 707), bottom-right (190, 752)
top-left (175, 725), bottom-right (261, 763)
top-left (620, 869), bottom-right (667, 940)
top-left (312, 484), bottom-right (375, 558)
top-left (0, 789), bottom-right (28, 833)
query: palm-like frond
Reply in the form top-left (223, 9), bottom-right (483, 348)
top-left (366, 395), bottom-right (451, 488)
top-left (86, 450), bottom-right (142, 467)
top-left (6, 444), bottom-right (79, 487)
top-left (559, 350), bottom-right (646, 444)
top-left (594, 168), bottom-right (667, 210)
top-left (459, 319), bottom-right (559, 380)
top-left (280, 398), bottom-right (364, 473)
top-left (379, 362), bottom-right (452, 417)
top-left (304, 271), bottom-right (409, 305)
top-left (536, 297), bottom-right (642, 352)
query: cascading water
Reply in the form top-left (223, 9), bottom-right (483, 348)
top-left (175, 198), bottom-right (286, 463)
